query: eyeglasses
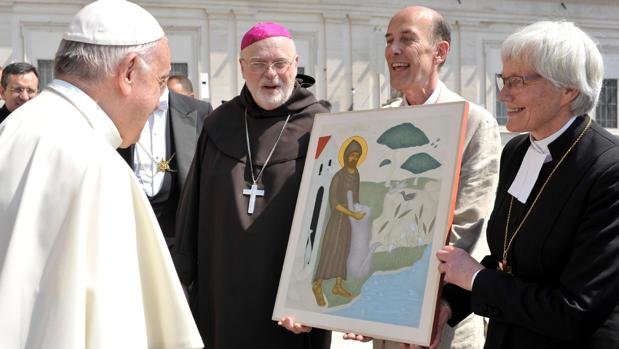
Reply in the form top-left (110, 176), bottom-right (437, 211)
top-left (139, 56), bottom-right (169, 92)
top-left (9, 87), bottom-right (38, 97)
top-left (242, 59), bottom-right (293, 74)
top-left (150, 72), bottom-right (169, 91)
top-left (496, 73), bottom-right (542, 90)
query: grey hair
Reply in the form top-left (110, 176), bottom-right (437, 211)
top-left (501, 21), bottom-right (604, 116)
top-left (431, 13), bottom-right (451, 70)
top-left (54, 39), bottom-right (160, 84)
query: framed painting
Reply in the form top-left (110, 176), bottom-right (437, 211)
top-left (273, 101), bottom-right (469, 346)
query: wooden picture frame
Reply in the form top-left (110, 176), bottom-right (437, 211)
top-left (273, 101), bottom-right (469, 346)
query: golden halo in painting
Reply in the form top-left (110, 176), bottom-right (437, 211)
top-left (338, 135), bottom-right (368, 168)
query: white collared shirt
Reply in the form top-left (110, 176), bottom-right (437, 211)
top-left (133, 88), bottom-right (169, 197)
top-left (401, 80), bottom-right (444, 106)
top-left (508, 116), bottom-right (577, 203)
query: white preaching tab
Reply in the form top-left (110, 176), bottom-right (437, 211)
top-left (508, 116), bottom-right (577, 203)
top-left (508, 146), bottom-right (548, 203)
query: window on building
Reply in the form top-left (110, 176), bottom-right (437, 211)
top-left (37, 59), bottom-right (54, 91)
top-left (596, 79), bottom-right (617, 128)
top-left (171, 62), bottom-right (188, 77)
top-left (495, 85), bottom-right (507, 126)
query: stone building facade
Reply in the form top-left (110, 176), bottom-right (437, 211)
top-left (0, 0), bottom-right (617, 134)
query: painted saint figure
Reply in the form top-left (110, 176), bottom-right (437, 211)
top-left (312, 138), bottom-right (366, 306)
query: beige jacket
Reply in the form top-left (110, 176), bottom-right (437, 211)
top-left (384, 86), bottom-right (500, 258)
top-left (376, 85), bottom-right (501, 349)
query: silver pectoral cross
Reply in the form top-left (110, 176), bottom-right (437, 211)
top-left (242, 183), bottom-right (265, 214)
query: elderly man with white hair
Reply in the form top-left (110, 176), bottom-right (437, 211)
top-left (431, 21), bottom-right (619, 349)
top-left (172, 22), bottom-right (331, 349)
top-left (0, 1), bottom-right (202, 348)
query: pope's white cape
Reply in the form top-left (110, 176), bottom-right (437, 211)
top-left (0, 80), bottom-right (203, 348)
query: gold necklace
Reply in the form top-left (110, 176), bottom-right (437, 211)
top-left (48, 84), bottom-right (177, 175)
top-left (499, 116), bottom-right (591, 274)
top-left (137, 141), bottom-right (176, 174)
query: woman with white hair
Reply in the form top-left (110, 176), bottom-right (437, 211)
top-left (430, 21), bottom-right (619, 349)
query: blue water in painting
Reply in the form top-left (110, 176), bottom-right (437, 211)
top-left (331, 244), bottom-right (431, 327)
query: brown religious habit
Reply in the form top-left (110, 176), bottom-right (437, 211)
top-left (172, 81), bottom-right (331, 349)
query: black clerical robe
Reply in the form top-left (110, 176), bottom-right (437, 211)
top-left (173, 82), bottom-right (331, 349)
top-left (0, 105), bottom-right (11, 124)
top-left (443, 116), bottom-right (619, 349)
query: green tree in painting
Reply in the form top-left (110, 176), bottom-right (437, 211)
top-left (401, 153), bottom-right (441, 174)
top-left (377, 122), bottom-right (440, 175)
top-left (375, 123), bottom-right (441, 254)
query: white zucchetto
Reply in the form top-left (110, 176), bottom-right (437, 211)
top-left (63, 0), bottom-right (164, 46)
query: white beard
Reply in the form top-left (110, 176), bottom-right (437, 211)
top-left (254, 78), bottom-right (295, 110)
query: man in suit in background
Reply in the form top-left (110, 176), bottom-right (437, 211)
top-left (0, 62), bottom-right (39, 124)
top-left (119, 87), bottom-right (212, 248)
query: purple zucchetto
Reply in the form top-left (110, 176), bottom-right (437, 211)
top-left (240, 22), bottom-right (292, 50)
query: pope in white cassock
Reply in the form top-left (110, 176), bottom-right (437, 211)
top-left (0, 1), bottom-right (203, 348)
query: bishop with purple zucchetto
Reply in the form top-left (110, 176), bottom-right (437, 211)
top-left (172, 22), bottom-right (332, 349)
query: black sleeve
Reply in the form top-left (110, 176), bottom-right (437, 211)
top-left (470, 153), bottom-right (619, 341)
top-left (172, 126), bottom-right (208, 285)
top-left (443, 255), bottom-right (499, 326)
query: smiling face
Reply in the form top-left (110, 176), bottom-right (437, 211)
top-left (132, 38), bottom-right (171, 125)
top-left (498, 59), bottom-right (579, 140)
top-left (0, 72), bottom-right (39, 112)
top-left (384, 7), bottom-right (448, 104)
top-left (240, 36), bottom-right (298, 110)
top-left (115, 38), bottom-right (171, 147)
